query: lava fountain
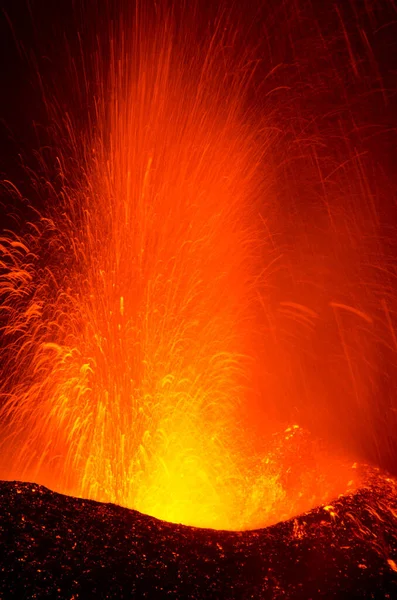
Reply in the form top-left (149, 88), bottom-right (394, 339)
top-left (0, 2), bottom-right (288, 530)
top-left (1, 0), bottom-right (395, 531)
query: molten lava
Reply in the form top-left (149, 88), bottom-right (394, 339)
top-left (1, 1), bottom-right (394, 530)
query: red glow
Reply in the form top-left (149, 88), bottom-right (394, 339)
top-left (0, 1), bottom-right (395, 529)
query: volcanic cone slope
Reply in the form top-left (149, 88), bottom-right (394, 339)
top-left (1, 467), bottom-right (397, 598)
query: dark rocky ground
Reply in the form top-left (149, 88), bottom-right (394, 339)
top-left (1, 468), bottom-right (397, 599)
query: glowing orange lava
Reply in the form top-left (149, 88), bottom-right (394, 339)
top-left (1, 1), bottom-right (391, 529)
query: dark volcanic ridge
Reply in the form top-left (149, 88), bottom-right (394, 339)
top-left (1, 467), bottom-right (397, 599)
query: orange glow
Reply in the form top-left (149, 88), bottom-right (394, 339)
top-left (0, 2), bottom-right (392, 529)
